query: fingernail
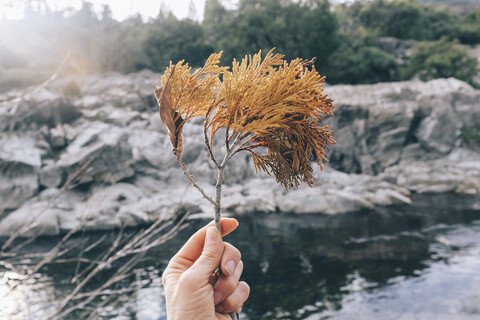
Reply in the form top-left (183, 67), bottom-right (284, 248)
top-left (206, 227), bottom-right (218, 244)
top-left (214, 291), bottom-right (222, 305)
top-left (225, 260), bottom-right (236, 276)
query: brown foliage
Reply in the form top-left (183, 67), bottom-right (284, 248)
top-left (154, 53), bottom-right (226, 155)
top-left (156, 49), bottom-right (335, 189)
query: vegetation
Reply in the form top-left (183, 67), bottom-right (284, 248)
top-left (0, 0), bottom-right (479, 93)
top-left (402, 37), bottom-right (479, 84)
top-left (62, 80), bottom-right (82, 100)
top-left (462, 126), bottom-right (480, 148)
top-left (359, 0), bottom-right (480, 43)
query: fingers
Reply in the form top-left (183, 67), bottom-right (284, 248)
top-left (164, 218), bottom-right (239, 285)
top-left (215, 281), bottom-right (250, 314)
top-left (175, 218), bottom-right (239, 267)
top-left (220, 242), bottom-right (242, 277)
top-left (214, 260), bottom-right (243, 305)
top-left (185, 226), bottom-right (223, 281)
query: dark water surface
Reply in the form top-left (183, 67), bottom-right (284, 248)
top-left (1, 194), bottom-right (480, 320)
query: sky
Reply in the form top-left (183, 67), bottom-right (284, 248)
top-left (0, 0), bottom-right (214, 21)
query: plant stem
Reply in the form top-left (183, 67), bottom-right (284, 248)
top-left (214, 166), bottom-right (224, 233)
top-left (214, 166), bottom-right (238, 320)
top-left (174, 151), bottom-right (217, 207)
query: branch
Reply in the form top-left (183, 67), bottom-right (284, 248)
top-left (226, 132), bottom-right (256, 163)
top-left (204, 111), bottom-right (221, 169)
top-left (174, 151), bottom-right (218, 207)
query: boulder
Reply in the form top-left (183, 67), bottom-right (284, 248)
top-left (0, 90), bottom-right (82, 131)
top-left (0, 188), bottom-right (85, 237)
top-left (325, 78), bottom-right (478, 175)
top-left (81, 183), bottom-right (147, 230)
top-left (381, 148), bottom-right (480, 194)
top-left (39, 161), bottom-right (64, 188)
top-left (0, 134), bottom-right (42, 210)
top-left (57, 122), bottom-right (135, 185)
top-left (48, 124), bottom-right (67, 149)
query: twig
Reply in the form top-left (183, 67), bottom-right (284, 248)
top-left (174, 151), bottom-right (218, 207)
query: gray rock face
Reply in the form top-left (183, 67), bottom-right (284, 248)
top-left (57, 121), bottom-right (135, 184)
top-left (326, 78), bottom-right (478, 174)
top-left (1, 72), bottom-right (479, 237)
top-left (0, 134), bottom-right (42, 210)
top-left (0, 90), bottom-right (82, 132)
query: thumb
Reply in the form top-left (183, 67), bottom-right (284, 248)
top-left (189, 226), bottom-right (223, 280)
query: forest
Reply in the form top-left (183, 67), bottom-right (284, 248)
top-left (0, 0), bottom-right (479, 93)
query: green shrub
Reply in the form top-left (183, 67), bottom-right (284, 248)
top-left (62, 80), bottom-right (82, 100)
top-left (359, 0), bottom-right (480, 44)
top-left (326, 43), bottom-right (399, 84)
top-left (402, 38), bottom-right (479, 85)
top-left (461, 127), bottom-right (480, 148)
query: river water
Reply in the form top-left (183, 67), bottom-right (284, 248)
top-left (1, 194), bottom-right (480, 320)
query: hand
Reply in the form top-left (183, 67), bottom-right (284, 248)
top-left (162, 218), bottom-right (250, 320)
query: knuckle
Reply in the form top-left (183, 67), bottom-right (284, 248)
top-left (177, 270), bottom-right (198, 288)
top-left (203, 246), bottom-right (221, 260)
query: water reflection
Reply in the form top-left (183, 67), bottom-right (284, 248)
top-left (0, 194), bottom-right (479, 319)
top-left (0, 271), bottom-right (56, 320)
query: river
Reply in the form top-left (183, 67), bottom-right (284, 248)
top-left (1, 194), bottom-right (479, 320)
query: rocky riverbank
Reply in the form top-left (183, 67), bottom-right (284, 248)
top-left (0, 71), bottom-right (479, 236)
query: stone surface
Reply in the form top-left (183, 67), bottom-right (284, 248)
top-left (0, 91), bottom-right (82, 132)
top-left (325, 78), bottom-right (478, 175)
top-left (57, 121), bottom-right (135, 184)
top-left (0, 134), bottom-right (42, 210)
top-left (1, 72), bottom-right (479, 237)
top-left (39, 161), bottom-right (64, 188)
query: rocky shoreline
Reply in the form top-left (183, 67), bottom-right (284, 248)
top-left (0, 71), bottom-right (479, 237)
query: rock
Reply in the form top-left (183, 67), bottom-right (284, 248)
top-left (48, 124), bottom-right (67, 149)
top-left (0, 134), bottom-right (42, 210)
top-left (39, 161), bottom-right (64, 188)
top-left (417, 101), bottom-right (461, 155)
top-left (128, 129), bottom-right (175, 170)
top-left (81, 183), bottom-right (146, 230)
top-left (57, 122), bottom-right (135, 185)
top-left (223, 179), bottom-right (278, 214)
top-left (1, 72), bottom-right (480, 236)
top-left (0, 188), bottom-right (85, 237)
top-left (381, 148), bottom-right (480, 194)
top-left (326, 78), bottom-right (478, 175)
top-left (0, 201), bottom-right (61, 237)
top-left (67, 70), bottom-right (159, 111)
top-left (0, 90), bottom-right (82, 131)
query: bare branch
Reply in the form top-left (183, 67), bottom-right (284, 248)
top-left (174, 151), bottom-right (218, 207)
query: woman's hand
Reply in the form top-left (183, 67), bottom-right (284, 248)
top-left (162, 218), bottom-right (250, 320)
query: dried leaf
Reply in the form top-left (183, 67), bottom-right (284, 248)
top-left (155, 66), bottom-right (184, 155)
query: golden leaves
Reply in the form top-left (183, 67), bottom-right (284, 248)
top-left (155, 49), bottom-right (335, 189)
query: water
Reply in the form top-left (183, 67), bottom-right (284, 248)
top-left (1, 194), bottom-right (480, 320)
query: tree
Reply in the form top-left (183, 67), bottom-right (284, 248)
top-left (203, 0), bottom-right (340, 72)
top-left (326, 43), bottom-right (398, 84)
top-left (145, 14), bottom-right (213, 71)
top-left (402, 37), bottom-right (479, 85)
top-left (358, 0), bottom-right (480, 43)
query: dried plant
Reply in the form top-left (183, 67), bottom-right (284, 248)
top-left (0, 155), bottom-right (189, 320)
top-left (155, 48), bottom-right (335, 320)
